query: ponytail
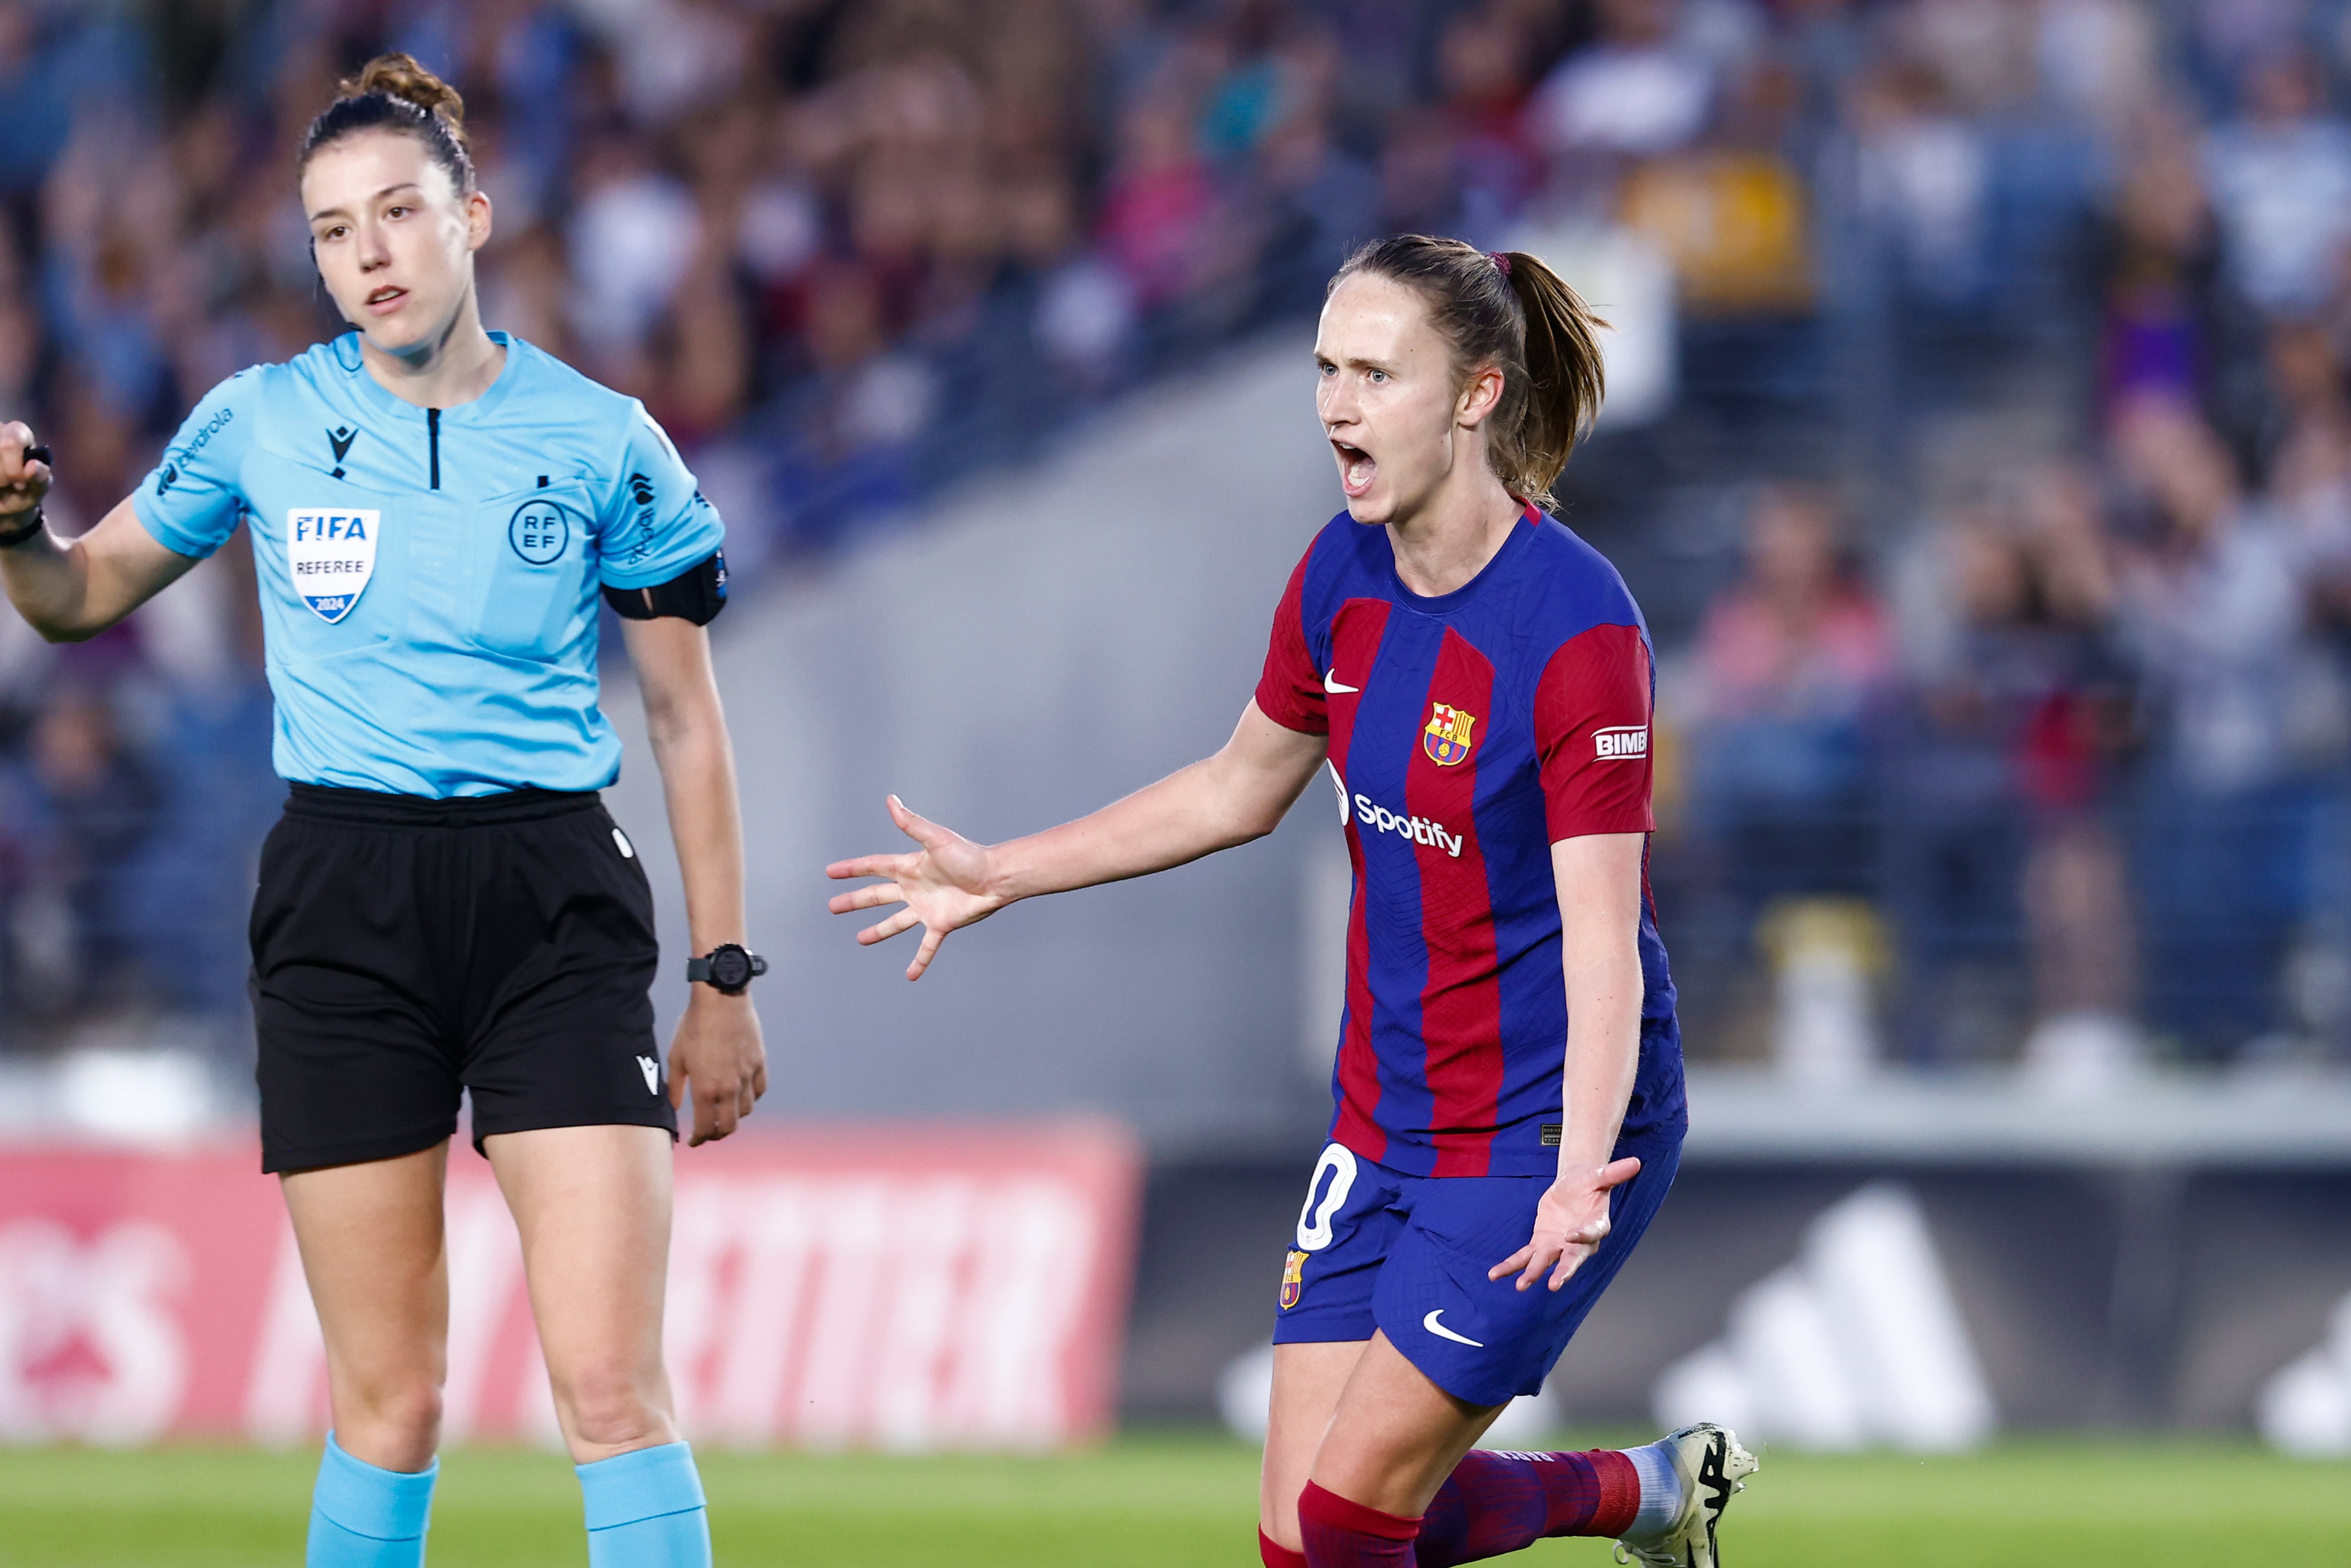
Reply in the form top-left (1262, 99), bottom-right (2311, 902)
top-left (1332, 236), bottom-right (1607, 507)
top-left (299, 52), bottom-right (475, 194)
top-left (1495, 250), bottom-right (1605, 505)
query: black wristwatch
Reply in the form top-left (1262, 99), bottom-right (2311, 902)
top-left (0, 444), bottom-right (49, 549)
top-left (687, 943), bottom-right (767, 995)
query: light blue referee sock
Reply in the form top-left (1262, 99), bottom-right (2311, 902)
top-left (308, 1432), bottom-right (437, 1568)
top-left (577, 1441), bottom-right (712, 1567)
top-left (1620, 1440), bottom-right (1685, 1541)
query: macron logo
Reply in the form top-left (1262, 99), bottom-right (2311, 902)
top-left (1595, 725), bottom-right (1649, 761)
top-left (636, 1056), bottom-right (660, 1095)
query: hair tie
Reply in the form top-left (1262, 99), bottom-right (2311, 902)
top-left (1488, 251), bottom-right (1511, 276)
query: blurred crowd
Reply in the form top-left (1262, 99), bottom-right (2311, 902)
top-left (1663, 443), bottom-right (2351, 1075)
top-left (4, 0), bottom-right (2351, 1072)
top-left (1624, 0), bottom-right (2351, 1074)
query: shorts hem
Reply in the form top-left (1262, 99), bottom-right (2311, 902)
top-left (467, 1109), bottom-right (679, 1158)
top-left (1379, 1317), bottom-right (1550, 1407)
top-left (1269, 1319), bottom-right (1376, 1346)
top-left (263, 1119), bottom-right (458, 1175)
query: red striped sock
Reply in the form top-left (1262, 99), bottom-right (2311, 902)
top-left (1297, 1480), bottom-right (1421, 1568)
top-left (1413, 1450), bottom-right (1641, 1566)
top-left (1260, 1528), bottom-right (1308, 1568)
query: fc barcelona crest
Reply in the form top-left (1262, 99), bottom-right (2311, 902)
top-left (1279, 1248), bottom-right (1308, 1310)
top-left (1423, 702), bottom-right (1478, 767)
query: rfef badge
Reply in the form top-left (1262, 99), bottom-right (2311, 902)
top-left (1279, 1248), bottom-right (1308, 1310)
top-left (285, 508), bottom-right (379, 624)
top-left (508, 497), bottom-right (575, 564)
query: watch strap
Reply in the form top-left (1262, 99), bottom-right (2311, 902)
top-left (0, 445), bottom-right (52, 549)
top-left (686, 945), bottom-right (767, 991)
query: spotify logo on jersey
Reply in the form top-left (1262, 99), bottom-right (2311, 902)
top-left (508, 498), bottom-right (576, 565)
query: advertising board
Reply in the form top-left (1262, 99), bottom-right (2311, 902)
top-left (0, 1122), bottom-right (1141, 1450)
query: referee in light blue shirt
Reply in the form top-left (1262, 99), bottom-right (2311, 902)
top-left (0, 54), bottom-right (760, 1568)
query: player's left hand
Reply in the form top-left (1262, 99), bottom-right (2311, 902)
top-left (667, 988), bottom-right (767, 1145)
top-left (1489, 1155), bottom-right (1641, 1292)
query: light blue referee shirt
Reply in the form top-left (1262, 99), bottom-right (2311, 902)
top-left (133, 331), bottom-right (723, 798)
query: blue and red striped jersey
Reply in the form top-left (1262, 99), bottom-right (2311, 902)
top-left (1256, 508), bottom-right (1686, 1177)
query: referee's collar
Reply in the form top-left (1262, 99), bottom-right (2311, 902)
top-left (336, 330), bottom-right (524, 424)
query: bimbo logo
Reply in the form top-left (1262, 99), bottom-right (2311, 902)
top-left (284, 508), bottom-right (379, 624)
top-left (1595, 725), bottom-right (1650, 760)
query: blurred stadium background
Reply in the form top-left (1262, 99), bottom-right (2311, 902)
top-left (3, 0), bottom-right (2351, 1560)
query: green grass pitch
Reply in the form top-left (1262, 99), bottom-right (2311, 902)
top-left (0, 1433), bottom-right (2343, 1565)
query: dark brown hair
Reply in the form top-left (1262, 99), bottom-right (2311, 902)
top-left (1330, 235), bottom-right (1606, 508)
top-left (299, 53), bottom-right (474, 195)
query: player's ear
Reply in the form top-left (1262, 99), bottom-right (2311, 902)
top-left (465, 188), bottom-right (493, 253)
top-left (1457, 363), bottom-right (1506, 429)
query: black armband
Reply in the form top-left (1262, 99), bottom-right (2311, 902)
top-left (602, 550), bottom-right (727, 626)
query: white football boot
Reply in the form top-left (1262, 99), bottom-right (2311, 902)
top-left (1612, 1423), bottom-right (1758, 1568)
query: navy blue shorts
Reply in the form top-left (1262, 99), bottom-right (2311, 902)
top-left (1269, 1138), bottom-right (1681, 1406)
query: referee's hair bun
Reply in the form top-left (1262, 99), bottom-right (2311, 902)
top-left (304, 52), bottom-right (475, 190)
top-left (341, 53), bottom-right (467, 143)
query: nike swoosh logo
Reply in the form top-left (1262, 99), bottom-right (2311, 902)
top-left (1324, 670), bottom-right (1359, 694)
top-left (1423, 1309), bottom-right (1484, 1347)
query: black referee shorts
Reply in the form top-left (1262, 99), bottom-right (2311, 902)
top-left (251, 784), bottom-right (676, 1174)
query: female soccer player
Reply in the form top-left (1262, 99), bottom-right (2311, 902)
top-left (829, 236), bottom-right (1754, 1567)
top-left (0, 56), bottom-right (761, 1568)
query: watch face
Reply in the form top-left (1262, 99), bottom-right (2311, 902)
top-left (710, 948), bottom-right (752, 990)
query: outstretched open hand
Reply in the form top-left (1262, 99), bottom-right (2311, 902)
top-left (826, 795), bottom-right (1002, 980)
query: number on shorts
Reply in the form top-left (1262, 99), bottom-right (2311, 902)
top-left (1295, 1143), bottom-right (1358, 1252)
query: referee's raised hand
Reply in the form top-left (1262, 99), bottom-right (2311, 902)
top-left (0, 420), bottom-right (198, 640)
top-left (0, 422), bottom-right (52, 518)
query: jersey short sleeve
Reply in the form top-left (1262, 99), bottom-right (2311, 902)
top-left (1533, 622), bottom-right (1655, 841)
top-left (1254, 545), bottom-right (1328, 734)
top-left (595, 402), bottom-right (725, 589)
top-left (132, 370), bottom-right (259, 559)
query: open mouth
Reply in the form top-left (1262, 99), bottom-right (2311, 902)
top-left (1332, 439), bottom-right (1376, 498)
top-left (364, 285), bottom-right (408, 313)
